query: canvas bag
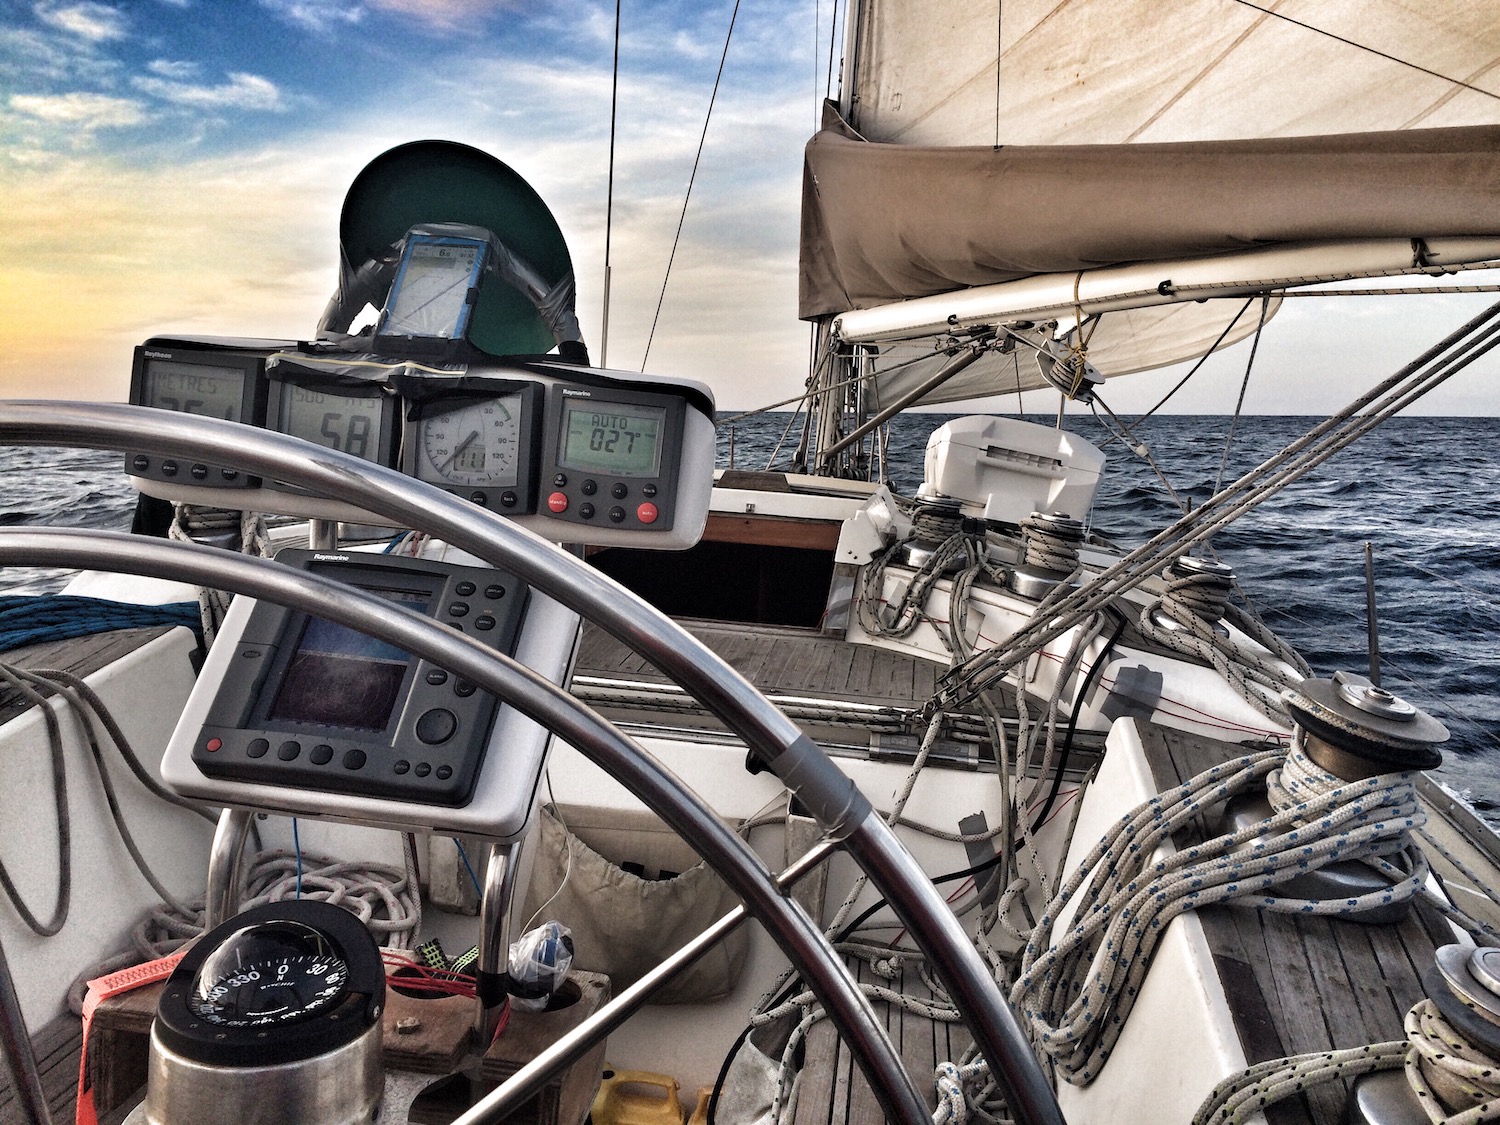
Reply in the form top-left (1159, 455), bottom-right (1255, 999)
top-left (518, 805), bottom-right (750, 1004)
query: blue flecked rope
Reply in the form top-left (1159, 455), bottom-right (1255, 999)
top-left (0, 595), bottom-right (203, 654)
top-left (1010, 740), bottom-right (1430, 1085)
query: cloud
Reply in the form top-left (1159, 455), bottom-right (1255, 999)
top-left (132, 72), bottom-right (287, 112)
top-left (257, 0), bottom-right (365, 35)
top-left (9, 91), bottom-right (145, 129)
top-left (367, 0), bottom-right (512, 29)
top-left (146, 58), bottom-right (201, 80)
top-left (34, 1), bottom-right (128, 43)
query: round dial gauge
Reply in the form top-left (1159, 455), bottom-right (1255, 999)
top-left (187, 920), bottom-right (350, 1027)
top-left (417, 394), bottom-right (523, 487)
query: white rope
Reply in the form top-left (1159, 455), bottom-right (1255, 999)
top-left (1136, 569), bottom-right (1304, 724)
top-left (1011, 743), bottom-right (1430, 1084)
top-left (168, 503), bottom-right (273, 644)
top-left (1193, 997), bottom-right (1500, 1125)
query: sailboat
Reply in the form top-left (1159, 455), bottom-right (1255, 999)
top-left (3, 4), bottom-right (1500, 1125)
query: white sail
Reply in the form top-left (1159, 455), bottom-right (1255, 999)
top-left (802, 0), bottom-right (1500, 401)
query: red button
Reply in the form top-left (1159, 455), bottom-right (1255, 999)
top-left (205, 737), bottom-right (222, 752)
top-left (547, 491), bottom-right (569, 513)
top-left (636, 502), bottom-right (658, 525)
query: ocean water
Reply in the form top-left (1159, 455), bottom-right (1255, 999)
top-left (717, 413), bottom-right (1500, 815)
top-left (2, 416), bottom-right (1497, 813)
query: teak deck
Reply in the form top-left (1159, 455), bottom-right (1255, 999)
top-left (574, 620), bottom-right (943, 710)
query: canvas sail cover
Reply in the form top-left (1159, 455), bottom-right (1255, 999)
top-left (801, 0), bottom-right (1500, 399)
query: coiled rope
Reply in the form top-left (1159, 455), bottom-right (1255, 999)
top-left (1019, 515), bottom-right (1082, 574)
top-left (167, 504), bottom-right (271, 643)
top-left (0, 595), bottom-right (201, 655)
top-left (1193, 997), bottom-right (1500, 1125)
top-left (1136, 568), bottom-right (1309, 723)
top-left (1011, 739), bottom-right (1432, 1085)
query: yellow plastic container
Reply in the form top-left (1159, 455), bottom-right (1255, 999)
top-left (590, 1067), bottom-right (686, 1125)
top-left (686, 1085), bottom-right (717, 1125)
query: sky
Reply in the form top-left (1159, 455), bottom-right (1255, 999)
top-left (2, 0), bottom-right (1498, 416)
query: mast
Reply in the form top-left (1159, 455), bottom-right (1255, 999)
top-left (809, 0), bottom-right (873, 480)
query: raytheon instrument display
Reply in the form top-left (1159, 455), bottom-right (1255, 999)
top-left (125, 338), bottom-right (288, 489)
top-left (539, 385), bottom-right (686, 533)
top-left (190, 550), bottom-right (527, 805)
top-left (126, 335), bottom-right (716, 549)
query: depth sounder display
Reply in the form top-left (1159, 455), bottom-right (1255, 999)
top-left (143, 360), bottom-right (246, 421)
top-left (125, 338), bottom-right (283, 491)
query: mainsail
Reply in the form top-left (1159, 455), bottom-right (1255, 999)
top-left (798, 0), bottom-right (1500, 422)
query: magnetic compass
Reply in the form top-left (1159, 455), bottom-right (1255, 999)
top-left (152, 900), bottom-right (383, 1069)
top-left (186, 920), bottom-right (351, 1027)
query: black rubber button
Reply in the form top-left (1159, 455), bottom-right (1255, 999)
top-left (456, 581), bottom-right (476, 596)
top-left (485, 584), bottom-right (505, 599)
top-left (579, 503), bottom-right (595, 520)
top-left (246, 738), bottom-right (269, 758)
top-left (454, 680), bottom-right (475, 698)
top-left (415, 762), bottom-right (431, 778)
top-left (415, 708), bottom-right (458, 745)
top-left (581, 479), bottom-right (597, 495)
top-left (277, 740), bottom-right (301, 761)
top-left (160, 460), bottom-right (178, 476)
top-left (221, 468), bottom-right (239, 481)
top-left (611, 482), bottom-right (628, 499)
top-left (643, 483), bottom-right (658, 498)
top-left (436, 765), bottom-right (452, 780)
top-left (448, 602), bottom-right (470, 618)
top-left (394, 760), bottom-right (410, 775)
top-left (190, 463), bottom-right (209, 480)
top-left (553, 472), bottom-right (567, 487)
top-left (310, 744), bottom-right (334, 765)
top-left (500, 491), bottom-right (517, 508)
top-left (131, 455), bottom-right (150, 472)
top-left (426, 669), bottom-right (448, 685)
top-left (475, 615), bottom-right (495, 631)
top-left (608, 506), bottom-right (626, 523)
top-left (343, 749), bottom-right (366, 770)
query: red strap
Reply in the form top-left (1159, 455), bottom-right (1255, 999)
top-left (76, 951), bottom-right (188, 1125)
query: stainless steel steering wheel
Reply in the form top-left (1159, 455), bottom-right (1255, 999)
top-left (0, 401), bottom-right (1064, 1125)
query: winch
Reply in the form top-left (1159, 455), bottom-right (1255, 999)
top-left (1218, 671), bottom-right (1448, 923)
top-left (1006, 511), bottom-right (1085, 599)
top-left (1146, 556), bottom-right (1234, 638)
top-left (1349, 943), bottom-right (1500, 1125)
